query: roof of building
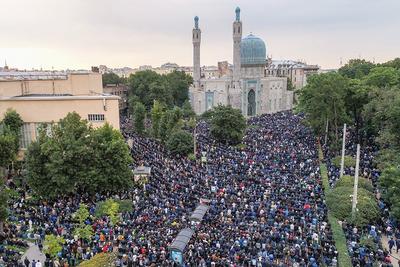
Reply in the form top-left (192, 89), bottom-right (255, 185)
top-left (0, 95), bottom-right (120, 101)
top-left (269, 60), bottom-right (319, 70)
top-left (169, 228), bottom-right (194, 252)
top-left (0, 70), bottom-right (96, 81)
top-left (241, 34), bottom-right (267, 66)
top-left (190, 204), bottom-right (209, 222)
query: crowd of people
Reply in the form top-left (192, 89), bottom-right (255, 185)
top-left (322, 128), bottom-right (400, 266)
top-left (1, 111), bottom-right (397, 266)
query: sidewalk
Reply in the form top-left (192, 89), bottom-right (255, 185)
top-left (21, 242), bottom-right (46, 265)
top-left (382, 235), bottom-right (400, 267)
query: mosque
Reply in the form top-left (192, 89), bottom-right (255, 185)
top-left (189, 7), bottom-right (294, 116)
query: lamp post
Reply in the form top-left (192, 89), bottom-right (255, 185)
top-left (340, 124), bottom-right (346, 178)
top-left (351, 144), bottom-right (361, 219)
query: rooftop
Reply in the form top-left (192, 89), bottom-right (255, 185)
top-left (0, 70), bottom-right (95, 81)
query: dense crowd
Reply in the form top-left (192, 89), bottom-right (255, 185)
top-left (1, 111), bottom-right (396, 266)
top-left (322, 129), bottom-right (400, 266)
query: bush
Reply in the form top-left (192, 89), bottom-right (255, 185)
top-left (335, 175), bottom-right (374, 192)
top-left (332, 155), bottom-right (356, 168)
top-left (187, 153), bottom-right (196, 161)
top-left (78, 253), bottom-right (116, 267)
top-left (359, 235), bottom-right (378, 252)
top-left (116, 199), bottom-right (133, 213)
top-left (166, 130), bottom-right (193, 156)
top-left (326, 186), bottom-right (379, 226)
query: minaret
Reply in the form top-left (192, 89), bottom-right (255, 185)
top-left (233, 7), bottom-right (242, 82)
top-left (192, 16), bottom-right (201, 87)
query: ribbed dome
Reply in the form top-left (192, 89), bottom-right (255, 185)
top-left (240, 34), bottom-right (267, 66)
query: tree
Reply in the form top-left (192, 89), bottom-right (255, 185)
top-left (209, 105), bottom-right (246, 145)
top-left (73, 204), bottom-right (93, 241)
top-left (26, 112), bottom-right (133, 199)
top-left (166, 130), bottom-right (193, 156)
top-left (297, 72), bottom-right (349, 144)
top-left (85, 124), bottom-right (133, 193)
top-left (1, 109), bottom-right (23, 137)
top-left (44, 234), bottom-right (65, 259)
top-left (165, 70), bottom-right (193, 107)
top-left (326, 186), bottom-right (379, 227)
top-left (133, 102), bottom-right (146, 135)
top-left (128, 70), bottom-right (162, 109)
top-left (382, 58), bottom-right (400, 70)
top-left (363, 87), bottom-right (400, 148)
top-left (26, 114), bottom-right (90, 198)
top-left (151, 100), bottom-right (164, 138)
top-left (182, 100), bottom-right (195, 118)
top-left (338, 59), bottom-right (376, 79)
top-left (335, 175), bottom-right (374, 193)
top-left (364, 66), bottom-right (400, 88)
top-left (0, 134), bottom-right (17, 172)
top-left (102, 72), bottom-right (125, 87)
top-left (96, 199), bottom-right (120, 225)
top-left (379, 166), bottom-right (400, 220)
top-left (127, 70), bottom-right (192, 110)
top-left (343, 79), bottom-right (371, 143)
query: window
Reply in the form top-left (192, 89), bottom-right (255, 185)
top-left (88, 114), bottom-right (105, 122)
top-left (238, 26), bottom-right (241, 33)
top-left (20, 123), bottom-right (32, 149)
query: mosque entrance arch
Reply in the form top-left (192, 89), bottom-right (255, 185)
top-left (247, 89), bottom-right (256, 116)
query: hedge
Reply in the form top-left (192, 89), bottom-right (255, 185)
top-left (332, 155), bottom-right (356, 168)
top-left (335, 175), bottom-right (374, 193)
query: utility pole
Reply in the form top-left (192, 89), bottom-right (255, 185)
top-left (340, 123), bottom-right (346, 178)
top-left (352, 144), bottom-right (361, 219)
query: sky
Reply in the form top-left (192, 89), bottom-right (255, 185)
top-left (0, 0), bottom-right (399, 70)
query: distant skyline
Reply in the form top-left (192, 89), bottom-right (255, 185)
top-left (1, 0), bottom-right (399, 71)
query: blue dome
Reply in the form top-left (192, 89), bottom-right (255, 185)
top-left (240, 34), bottom-right (267, 66)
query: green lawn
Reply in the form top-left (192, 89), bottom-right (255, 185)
top-left (319, 147), bottom-right (352, 267)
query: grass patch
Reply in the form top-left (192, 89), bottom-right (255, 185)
top-left (332, 155), bottom-right (356, 168)
top-left (319, 146), bottom-right (352, 267)
top-left (5, 244), bottom-right (28, 254)
top-left (328, 213), bottom-right (352, 267)
top-left (235, 143), bottom-right (247, 150)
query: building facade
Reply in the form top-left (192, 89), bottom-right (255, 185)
top-left (266, 60), bottom-right (319, 90)
top-left (0, 70), bottom-right (120, 150)
top-left (189, 8), bottom-right (293, 116)
top-left (103, 83), bottom-right (129, 112)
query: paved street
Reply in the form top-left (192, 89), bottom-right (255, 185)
top-left (22, 242), bottom-right (46, 265)
top-left (382, 235), bottom-right (400, 267)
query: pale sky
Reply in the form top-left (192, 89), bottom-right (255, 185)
top-left (0, 0), bottom-right (399, 70)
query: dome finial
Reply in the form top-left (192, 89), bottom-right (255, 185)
top-left (235, 7), bottom-right (240, 21)
top-left (194, 16), bottom-right (199, 29)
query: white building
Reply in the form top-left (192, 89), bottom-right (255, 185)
top-left (189, 7), bottom-right (293, 116)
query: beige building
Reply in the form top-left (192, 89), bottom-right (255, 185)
top-left (266, 60), bottom-right (319, 90)
top-left (103, 84), bottom-right (128, 112)
top-left (0, 70), bottom-right (120, 150)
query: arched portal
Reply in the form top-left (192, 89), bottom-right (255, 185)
top-left (247, 89), bottom-right (256, 116)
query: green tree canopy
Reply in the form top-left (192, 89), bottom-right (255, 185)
top-left (338, 59), bottom-right (376, 79)
top-left (44, 234), bottom-right (65, 259)
top-left (26, 112), bottom-right (132, 199)
top-left (297, 72), bottom-right (349, 143)
top-left (335, 175), bottom-right (374, 193)
top-left (166, 130), bottom-right (193, 156)
top-left (133, 102), bottom-right (146, 135)
top-left (151, 100), bottom-right (164, 138)
top-left (326, 186), bottom-right (379, 227)
top-left (102, 72), bottom-right (125, 87)
top-left (209, 105), bottom-right (246, 145)
top-left (127, 70), bottom-right (192, 110)
top-left (364, 66), bottom-right (400, 88)
top-left (379, 166), bottom-right (400, 220)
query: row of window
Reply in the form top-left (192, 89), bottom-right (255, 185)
top-left (88, 114), bottom-right (105, 122)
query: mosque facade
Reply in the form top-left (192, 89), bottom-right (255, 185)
top-left (189, 7), bottom-right (293, 116)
